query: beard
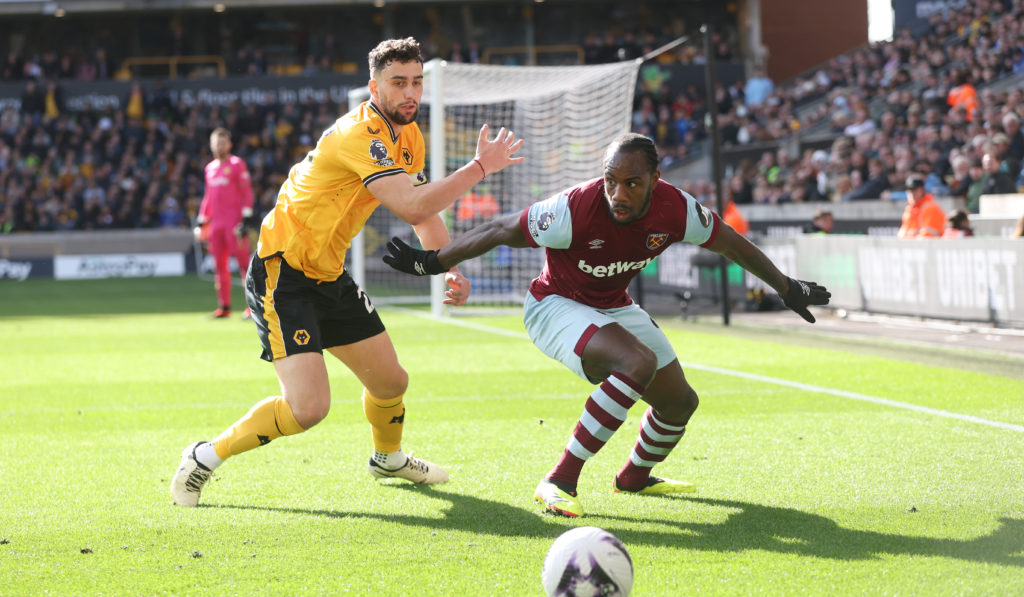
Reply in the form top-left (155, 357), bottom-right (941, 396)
top-left (381, 101), bottom-right (418, 126)
top-left (606, 189), bottom-right (653, 225)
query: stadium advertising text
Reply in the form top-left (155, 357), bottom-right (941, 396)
top-left (55, 253), bottom-right (186, 280)
top-left (857, 246), bottom-right (1017, 312)
top-left (857, 247), bottom-right (930, 304)
top-left (0, 73), bottom-right (365, 111)
top-left (0, 258), bottom-right (33, 281)
top-left (934, 248), bottom-right (1017, 311)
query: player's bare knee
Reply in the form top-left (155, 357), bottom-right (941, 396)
top-left (368, 369), bottom-right (408, 401)
top-left (680, 386), bottom-right (699, 418)
top-left (652, 387), bottom-right (697, 424)
top-left (289, 395), bottom-right (331, 428)
top-left (621, 345), bottom-right (657, 387)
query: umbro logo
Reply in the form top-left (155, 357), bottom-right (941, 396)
top-left (588, 239), bottom-right (604, 249)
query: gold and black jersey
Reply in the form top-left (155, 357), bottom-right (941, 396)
top-left (257, 101), bottom-right (427, 282)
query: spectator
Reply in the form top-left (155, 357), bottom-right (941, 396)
top-left (969, 151), bottom-right (1017, 213)
top-left (454, 187), bottom-right (499, 223)
top-left (947, 155), bottom-right (974, 199)
top-left (2, 52), bottom-right (23, 81)
top-left (76, 54), bottom-right (97, 81)
top-left (744, 67), bottom-right (774, 107)
top-left (990, 133), bottom-right (1020, 178)
top-left (301, 55), bottom-right (320, 76)
top-left (150, 80), bottom-right (173, 117)
top-left (160, 195), bottom-right (186, 228)
top-left (941, 209), bottom-right (974, 238)
top-left (447, 43), bottom-right (467, 63)
top-left (843, 157), bottom-right (890, 200)
top-left (43, 79), bottom-right (64, 120)
top-left (898, 175), bottom-right (945, 238)
top-left (20, 79), bottom-right (46, 119)
top-left (39, 51), bottom-right (59, 78)
top-left (843, 107), bottom-right (877, 137)
top-left (916, 159), bottom-right (949, 197)
top-left (1002, 112), bottom-right (1024, 163)
top-left (925, 140), bottom-right (951, 181)
top-left (466, 41), bottom-right (482, 64)
top-left (805, 209), bottom-right (834, 234)
top-left (249, 48), bottom-right (267, 75)
top-left (721, 199), bottom-right (749, 236)
top-left (726, 173), bottom-right (753, 205)
top-left (831, 173), bottom-right (853, 202)
top-left (124, 81), bottom-right (147, 120)
top-left (947, 70), bottom-right (978, 121)
top-left (57, 55), bottom-right (75, 80)
top-left (809, 149), bottom-right (829, 198)
top-left (94, 49), bottom-right (113, 80)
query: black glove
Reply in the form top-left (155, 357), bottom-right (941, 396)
top-left (780, 277), bottom-right (831, 323)
top-left (382, 236), bottom-right (446, 276)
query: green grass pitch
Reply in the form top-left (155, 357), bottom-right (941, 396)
top-left (1, 276), bottom-right (1023, 595)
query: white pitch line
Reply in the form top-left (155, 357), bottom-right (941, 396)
top-left (680, 362), bottom-right (1024, 433)
top-left (394, 308), bottom-right (1024, 433)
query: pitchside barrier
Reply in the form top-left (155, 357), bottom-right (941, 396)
top-left (2, 225), bottom-right (1021, 327)
top-left (654, 235), bottom-right (1024, 327)
top-left (0, 229), bottom-right (193, 281)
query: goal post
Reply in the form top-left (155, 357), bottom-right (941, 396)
top-left (349, 58), bottom-right (642, 314)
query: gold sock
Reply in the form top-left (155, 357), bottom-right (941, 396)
top-left (362, 389), bottom-right (404, 453)
top-left (212, 396), bottom-right (306, 460)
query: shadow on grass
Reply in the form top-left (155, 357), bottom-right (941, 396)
top-left (209, 486), bottom-right (1024, 567)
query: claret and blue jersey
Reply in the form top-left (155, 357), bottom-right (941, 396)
top-left (519, 177), bottom-right (720, 309)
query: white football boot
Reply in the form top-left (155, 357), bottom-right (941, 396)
top-left (170, 441), bottom-right (214, 506)
top-left (368, 451), bottom-right (449, 484)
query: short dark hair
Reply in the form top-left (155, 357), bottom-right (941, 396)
top-left (905, 175), bottom-right (926, 189)
top-left (605, 133), bottom-right (659, 174)
top-left (211, 127), bottom-right (230, 140)
top-left (368, 37), bottom-right (423, 78)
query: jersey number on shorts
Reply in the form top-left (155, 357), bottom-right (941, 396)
top-left (356, 287), bottom-right (375, 314)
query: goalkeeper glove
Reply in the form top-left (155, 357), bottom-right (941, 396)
top-left (383, 237), bottom-right (446, 276)
top-left (780, 277), bottom-right (831, 323)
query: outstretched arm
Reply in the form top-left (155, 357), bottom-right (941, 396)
top-left (437, 212), bottom-right (530, 267)
top-left (704, 223), bottom-right (830, 323)
top-left (383, 211), bottom-right (528, 277)
top-left (705, 224), bottom-right (789, 292)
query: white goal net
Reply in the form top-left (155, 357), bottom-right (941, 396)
top-left (350, 58), bottom-right (641, 313)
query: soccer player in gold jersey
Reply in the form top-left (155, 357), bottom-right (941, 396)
top-left (171, 37), bottom-right (525, 506)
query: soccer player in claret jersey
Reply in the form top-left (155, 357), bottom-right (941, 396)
top-left (197, 128), bottom-right (255, 319)
top-left (384, 133), bottom-right (830, 517)
top-left (170, 37), bottom-right (525, 507)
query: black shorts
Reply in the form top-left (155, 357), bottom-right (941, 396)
top-left (245, 255), bottom-right (386, 362)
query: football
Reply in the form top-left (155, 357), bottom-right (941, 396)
top-left (541, 526), bottom-right (633, 597)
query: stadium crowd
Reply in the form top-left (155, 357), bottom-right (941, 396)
top-left (3, 0), bottom-right (1024, 235)
top-left (0, 93), bottom-right (331, 233)
top-left (652, 0), bottom-right (1024, 216)
top-left (0, 1), bottom-right (715, 83)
